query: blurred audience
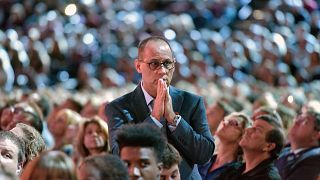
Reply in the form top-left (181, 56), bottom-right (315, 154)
top-left (47, 108), bottom-right (82, 154)
top-left (0, 1), bottom-right (319, 179)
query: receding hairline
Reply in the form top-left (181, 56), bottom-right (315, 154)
top-left (138, 36), bottom-right (173, 60)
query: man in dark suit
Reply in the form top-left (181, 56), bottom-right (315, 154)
top-left (275, 106), bottom-right (320, 180)
top-left (105, 36), bottom-right (215, 179)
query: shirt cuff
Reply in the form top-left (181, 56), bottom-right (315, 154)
top-left (150, 115), bottom-right (163, 128)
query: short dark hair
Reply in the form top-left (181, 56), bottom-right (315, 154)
top-left (265, 128), bottom-right (285, 159)
top-left (80, 154), bottom-right (129, 180)
top-left (257, 115), bottom-right (285, 159)
top-left (117, 124), bottom-right (167, 162)
top-left (161, 143), bottom-right (181, 169)
top-left (0, 131), bottom-right (25, 165)
top-left (138, 36), bottom-right (173, 60)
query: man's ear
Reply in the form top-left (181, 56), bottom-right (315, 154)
top-left (262, 142), bottom-right (276, 152)
top-left (134, 59), bottom-right (142, 73)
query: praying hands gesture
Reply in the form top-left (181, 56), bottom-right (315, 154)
top-left (151, 79), bottom-right (176, 123)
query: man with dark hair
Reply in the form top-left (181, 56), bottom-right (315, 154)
top-left (77, 153), bottom-right (129, 180)
top-left (161, 143), bottom-right (182, 180)
top-left (276, 108), bottom-right (320, 180)
top-left (217, 115), bottom-right (285, 180)
top-left (106, 36), bottom-right (214, 179)
top-left (0, 131), bottom-right (25, 176)
top-left (117, 124), bottom-right (166, 180)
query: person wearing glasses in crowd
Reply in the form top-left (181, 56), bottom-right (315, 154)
top-left (105, 36), bottom-right (214, 179)
top-left (216, 115), bottom-right (285, 180)
top-left (198, 112), bottom-right (251, 180)
top-left (275, 106), bottom-right (320, 180)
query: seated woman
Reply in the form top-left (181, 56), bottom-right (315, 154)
top-left (47, 108), bottom-right (83, 155)
top-left (198, 112), bottom-right (251, 180)
top-left (75, 116), bottom-right (109, 163)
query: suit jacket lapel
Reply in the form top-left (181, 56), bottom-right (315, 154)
top-left (170, 86), bottom-right (183, 114)
top-left (130, 84), bottom-right (150, 123)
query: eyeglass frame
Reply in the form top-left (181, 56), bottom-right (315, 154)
top-left (139, 59), bottom-right (176, 70)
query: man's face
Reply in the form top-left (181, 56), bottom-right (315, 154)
top-left (135, 40), bottom-right (175, 97)
top-left (239, 119), bottom-right (274, 152)
top-left (0, 138), bottom-right (20, 175)
top-left (289, 112), bottom-right (318, 147)
top-left (120, 146), bottom-right (161, 180)
top-left (160, 164), bottom-right (180, 180)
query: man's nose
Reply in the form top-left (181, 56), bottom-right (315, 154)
top-left (129, 166), bottom-right (141, 179)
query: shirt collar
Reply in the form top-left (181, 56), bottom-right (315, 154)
top-left (140, 81), bottom-right (170, 106)
top-left (141, 82), bottom-right (154, 106)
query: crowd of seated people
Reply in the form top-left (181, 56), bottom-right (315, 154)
top-left (0, 0), bottom-right (320, 179)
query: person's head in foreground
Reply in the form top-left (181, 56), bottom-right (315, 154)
top-left (160, 143), bottom-right (182, 180)
top-left (77, 153), bottom-right (129, 180)
top-left (0, 131), bottom-right (25, 176)
top-left (10, 123), bottom-right (46, 167)
top-left (21, 150), bottom-right (76, 180)
top-left (117, 123), bottom-right (167, 180)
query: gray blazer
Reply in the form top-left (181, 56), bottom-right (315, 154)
top-left (105, 84), bottom-right (215, 180)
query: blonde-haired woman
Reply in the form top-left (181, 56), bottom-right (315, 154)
top-left (75, 116), bottom-right (109, 163)
top-left (47, 108), bottom-right (83, 154)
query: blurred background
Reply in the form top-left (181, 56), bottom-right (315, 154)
top-left (0, 0), bottom-right (319, 105)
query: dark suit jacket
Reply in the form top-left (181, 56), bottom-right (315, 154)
top-left (275, 147), bottom-right (320, 180)
top-left (105, 84), bottom-right (215, 180)
top-left (216, 158), bottom-right (281, 180)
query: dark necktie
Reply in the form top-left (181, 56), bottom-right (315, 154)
top-left (149, 100), bottom-right (167, 135)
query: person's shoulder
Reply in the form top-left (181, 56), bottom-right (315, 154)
top-left (171, 86), bottom-right (202, 99)
top-left (107, 91), bottom-right (135, 107)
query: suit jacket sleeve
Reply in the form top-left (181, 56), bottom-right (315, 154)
top-left (105, 98), bottom-right (157, 155)
top-left (169, 96), bottom-right (214, 165)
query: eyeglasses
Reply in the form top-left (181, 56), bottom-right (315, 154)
top-left (140, 60), bottom-right (175, 70)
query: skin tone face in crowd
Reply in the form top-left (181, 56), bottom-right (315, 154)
top-left (135, 39), bottom-right (176, 123)
top-left (84, 122), bottom-right (107, 155)
top-left (0, 106), bottom-right (36, 131)
top-left (289, 112), bottom-right (319, 150)
top-left (120, 146), bottom-right (162, 180)
top-left (160, 164), bottom-right (180, 180)
top-left (240, 119), bottom-right (275, 156)
top-left (0, 138), bottom-right (21, 175)
top-left (216, 115), bottom-right (246, 144)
